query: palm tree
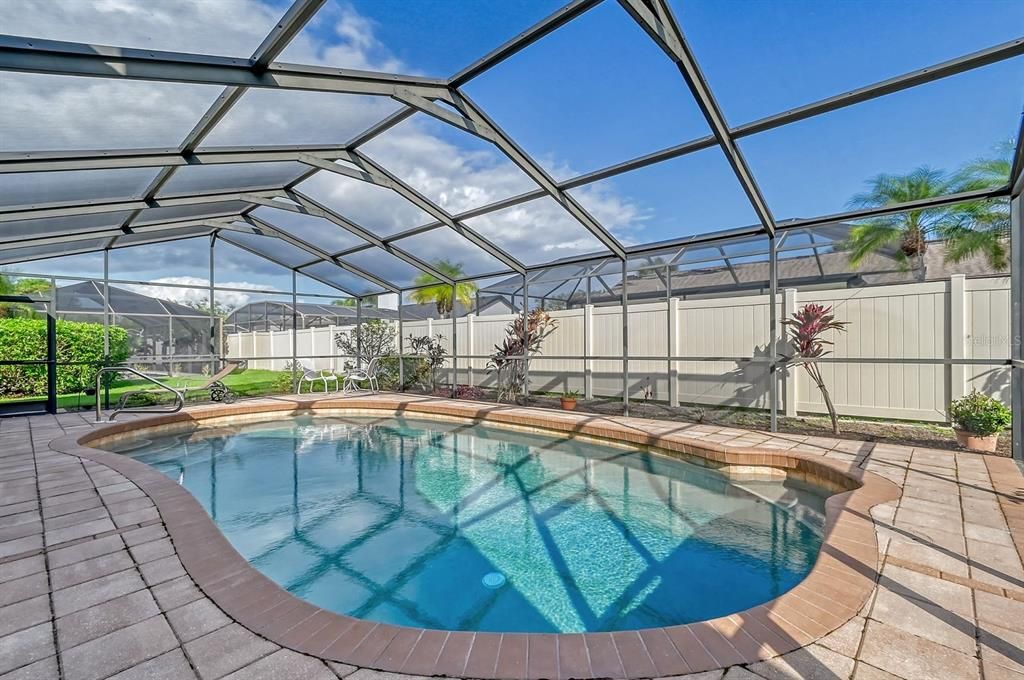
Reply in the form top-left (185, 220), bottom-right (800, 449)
top-left (331, 295), bottom-right (378, 307)
top-left (410, 260), bottom-right (478, 318)
top-left (942, 142), bottom-right (1013, 269)
top-left (845, 167), bottom-right (960, 273)
top-left (845, 145), bottom-right (1012, 274)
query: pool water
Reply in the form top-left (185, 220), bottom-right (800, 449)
top-left (107, 415), bottom-right (826, 633)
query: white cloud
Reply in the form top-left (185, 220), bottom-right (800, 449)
top-left (3, 0), bottom-right (281, 56)
top-left (1, 0), bottom-right (645, 275)
top-left (125, 276), bottom-right (261, 311)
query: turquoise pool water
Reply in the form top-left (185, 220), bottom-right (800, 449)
top-left (107, 415), bottom-right (826, 633)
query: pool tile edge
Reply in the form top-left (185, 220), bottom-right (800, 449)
top-left (54, 395), bottom-right (902, 679)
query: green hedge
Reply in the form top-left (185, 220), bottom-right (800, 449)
top-left (0, 318), bottom-right (132, 397)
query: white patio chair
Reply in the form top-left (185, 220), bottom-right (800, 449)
top-left (343, 357), bottom-right (381, 393)
top-left (296, 359), bottom-right (338, 394)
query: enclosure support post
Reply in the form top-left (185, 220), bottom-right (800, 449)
top-left (451, 284), bottom-right (458, 398)
top-left (102, 250), bottom-right (110, 355)
top-left (1011, 192), bottom-right (1022, 463)
top-left (949, 274), bottom-right (968, 405)
top-left (622, 258), bottom-right (630, 417)
top-left (356, 298), bottom-right (363, 370)
top-left (398, 298), bottom-right (405, 392)
top-left (769, 233), bottom-right (779, 432)
top-left (208, 235), bottom-right (217, 377)
top-left (668, 297), bottom-right (679, 407)
top-left (102, 249), bottom-right (111, 411)
top-left (783, 288), bottom-right (798, 417)
top-left (522, 274), bottom-right (529, 404)
top-left (46, 307), bottom-right (57, 415)
top-left (466, 313), bottom-right (475, 387)
top-left (291, 270), bottom-right (298, 392)
top-left (584, 303), bottom-right (594, 400)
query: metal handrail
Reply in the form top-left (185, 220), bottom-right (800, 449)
top-left (95, 366), bottom-right (184, 423)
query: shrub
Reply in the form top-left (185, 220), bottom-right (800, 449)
top-left (487, 309), bottom-right (558, 403)
top-left (949, 390), bottom-right (1012, 436)
top-left (377, 356), bottom-right (426, 391)
top-left (0, 318), bottom-right (131, 397)
top-left (334, 319), bottom-right (396, 370)
top-left (273, 360), bottom-right (304, 393)
top-left (407, 334), bottom-right (448, 392)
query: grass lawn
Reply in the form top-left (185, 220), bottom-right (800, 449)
top-left (1, 369), bottom-right (298, 411)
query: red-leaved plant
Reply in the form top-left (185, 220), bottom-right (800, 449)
top-left (782, 303), bottom-right (850, 434)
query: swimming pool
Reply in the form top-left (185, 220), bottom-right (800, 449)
top-left (104, 414), bottom-right (827, 634)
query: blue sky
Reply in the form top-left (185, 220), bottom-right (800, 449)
top-left (3, 0), bottom-right (1023, 302)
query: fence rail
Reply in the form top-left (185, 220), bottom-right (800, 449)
top-left (226, 274), bottom-right (1012, 423)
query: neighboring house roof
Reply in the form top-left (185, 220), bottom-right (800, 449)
top-left (614, 240), bottom-right (1006, 302)
top-left (226, 300), bottom-right (396, 322)
top-left (483, 234), bottom-right (1006, 305)
top-left (56, 281), bottom-right (204, 317)
top-left (224, 296), bottom-right (511, 326)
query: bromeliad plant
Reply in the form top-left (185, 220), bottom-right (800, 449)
top-left (487, 309), bottom-right (558, 403)
top-left (782, 303), bottom-right (850, 435)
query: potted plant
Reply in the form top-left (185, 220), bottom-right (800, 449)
top-left (560, 389), bottom-right (579, 411)
top-left (949, 390), bottom-right (1012, 453)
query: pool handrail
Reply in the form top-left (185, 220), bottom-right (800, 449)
top-left (95, 366), bottom-right (185, 423)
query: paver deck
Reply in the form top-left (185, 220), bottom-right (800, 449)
top-left (1, 393), bottom-right (1022, 679)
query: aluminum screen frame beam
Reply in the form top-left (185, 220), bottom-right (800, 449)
top-left (7, 216), bottom-right (241, 249)
top-left (337, 14), bottom-right (1024, 256)
top-left (0, 228), bottom-right (221, 265)
top-left (776, 185), bottom-right (1010, 232)
top-left (247, 189), bottom-right (456, 286)
top-left (339, 0), bottom-right (606, 159)
top-left (301, 151), bottom-right (527, 274)
top-left (251, 0), bottom-right (328, 72)
top-left (0, 188), bottom-right (282, 223)
top-left (240, 213), bottom-right (400, 294)
top-left (119, 0), bottom-right (329, 234)
top-left (449, 90), bottom-right (627, 260)
top-left (7, 33), bottom-right (1018, 177)
top-left (618, 0), bottom-right (777, 237)
top-left (0, 145), bottom-right (349, 174)
top-left (0, 35), bottom-right (452, 100)
top-left (214, 231), bottom-right (364, 297)
top-left (1012, 170), bottom-right (1023, 462)
top-left (736, 36), bottom-right (1024, 139)
top-left (341, 23), bottom-right (1024, 246)
top-left (450, 0), bottom-right (605, 87)
top-left (1011, 114), bottom-right (1024, 199)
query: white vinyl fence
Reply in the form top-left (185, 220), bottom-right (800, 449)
top-left (227, 275), bottom-right (1011, 423)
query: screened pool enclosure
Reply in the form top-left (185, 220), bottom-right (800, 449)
top-left (0, 0), bottom-right (1021, 459)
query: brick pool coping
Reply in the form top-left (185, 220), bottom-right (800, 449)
top-left (50, 394), bottom-right (902, 679)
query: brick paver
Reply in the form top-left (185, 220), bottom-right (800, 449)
top-left (1, 395), bottom-right (1021, 679)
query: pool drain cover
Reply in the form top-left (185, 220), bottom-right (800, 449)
top-left (482, 572), bottom-right (506, 589)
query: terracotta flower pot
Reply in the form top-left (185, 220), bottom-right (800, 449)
top-left (954, 429), bottom-right (999, 453)
top-left (560, 398), bottom-right (578, 411)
